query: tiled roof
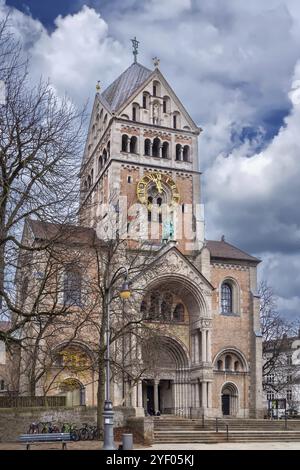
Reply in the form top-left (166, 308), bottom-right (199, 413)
top-left (102, 62), bottom-right (152, 112)
top-left (206, 239), bottom-right (260, 263)
top-left (27, 219), bottom-right (96, 245)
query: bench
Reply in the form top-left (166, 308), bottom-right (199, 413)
top-left (19, 433), bottom-right (71, 450)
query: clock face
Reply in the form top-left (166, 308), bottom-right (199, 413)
top-left (136, 172), bottom-right (180, 208)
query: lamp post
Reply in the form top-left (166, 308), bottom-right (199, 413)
top-left (102, 267), bottom-right (131, 450)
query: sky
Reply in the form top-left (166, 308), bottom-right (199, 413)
top-left (1, 0), bottom-right (300, 322)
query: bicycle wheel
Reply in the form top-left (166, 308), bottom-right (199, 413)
top-left (70, 430), bottom-right (80, 441)
top-left (79, 428), bottom-right (89, 441)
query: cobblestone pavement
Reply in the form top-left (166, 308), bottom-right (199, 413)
top-left (1, 441), bottom-right (300, 450)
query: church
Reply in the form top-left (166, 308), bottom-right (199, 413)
top-left (18, 42), bottom-right (263, 419)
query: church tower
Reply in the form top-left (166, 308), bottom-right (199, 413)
top-left (79, 43), bottom-right (204, 253)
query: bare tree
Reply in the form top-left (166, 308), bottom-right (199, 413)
top-left (0, 16), bottom-right (86, 343)
top-left (259, 281), bottom-right (299, 394)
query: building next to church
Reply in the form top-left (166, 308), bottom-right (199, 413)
top-left (16, 46), bottom-right (263, 418)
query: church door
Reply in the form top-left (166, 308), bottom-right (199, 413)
top-left (222, 394), bottom-right (230, 415)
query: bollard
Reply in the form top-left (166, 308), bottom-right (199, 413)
top-left (122, 433), bottom-right (133, 450)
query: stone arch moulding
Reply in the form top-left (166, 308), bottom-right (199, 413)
top-left (143, 334), bottom-right (191, 370)
top-left (133, 272), bottom-right (210, 324)
top-left (212, 347), bottom-right (249, 373)
top-left (52, 340), bottom-right (96, 365)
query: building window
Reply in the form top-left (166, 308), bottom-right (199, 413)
top-left (183, 145), bottom-right (190, 162)
top-left (176, 144), bottom-right (181, 161)
top-left (173, 303), bottom-right (184, 322)
top-left (152, 138), bottom-right (160, 158)
top-left (153, 85), bottom-right (157, 97)
top-left (287, 355), bottom-right (292, 366)
top-left (287, 390), bottom-right (292, 401)
top-left (122, 134), bottom-right (128, 152)
top-left (63, 268), bottom-right (82, 307)
top-left (127, 176), bottom-right (132, 183)
top-left (173, 115), bottom-right (177, 129)
top-left (0, 379), bottom-right (5, 391)
top-left (144, 139), bottom-right (151, 156)
top-left (267, 374), bottom-right (275, 384)
top-left (217, 360), bottom-right (223, 371)
top-left (267, 391), bottom-right (275, 400)
top-left (162, 142), bottom-right (169, 159)
top-left (130, 136), bottom-right (138, 154)
top-left (225, 355), bottom-right (232, 370)
top-left (221, 282), bottom-right (232, 314)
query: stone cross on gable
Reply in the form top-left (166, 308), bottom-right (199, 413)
top-left (131, 36), bottom-right (140, 63)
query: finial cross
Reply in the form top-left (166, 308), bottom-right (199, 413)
top-left (131, 36), bottom-right (139, 63)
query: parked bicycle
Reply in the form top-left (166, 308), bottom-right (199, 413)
top-left (61, 422), bottom-right (79, 441)
top-left (27, 422), bottom-right (40, 434)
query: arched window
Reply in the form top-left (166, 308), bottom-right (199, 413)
top-left (84, 180), bottom-right (88, 192)
top-left (173, 303), bottom-right (184, 322)
top-left (162, 142), bottom-right (169, 159)
top-left (132, 103), bottom-right (139, 122)
top-left (103, 114), bottom-right (108, 126)
top-left (225, 355), bottom-right (232, 371)
top-left (143, 92), bottom-right (150, 109)
top-left (221, 282), bottom-right (232, 314)
top-left (183, 145), bottom-right (190, 162)
top-left (98, 156), bottom-right (103, 172)
top-left (107, 141), bottom-right (110, 157)
top-left (217, 360), bottom-right (223, 371)
top-left (91, 169), bottom-right (94, 184)
top-left (130, 136), bottom-right (137, 154)
top-left (163, 96), bottom-right (170, 114)
top-left (103, 149), bottom-right (107, 163)
top-left (87, 175), bottom-right (91, 188)
top-left (153, 80), bottom-right (161, 97)
top-left (144, 139), bottom-right (151, 156)
top-left (152, 138), bottom-right (160, 158)
top-left (173, 111), bottom-right (180, 129)
top-left (122, 135), bottom-right (128, 152)
top-left (63, 268), bottom-right (82, 307)
top-left (234, 361), bottom-right (240, 372)
top-left (176, 144), bottom-right (181, 161)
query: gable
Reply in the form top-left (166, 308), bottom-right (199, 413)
top-left (117, 69), bottom-right (200, 132)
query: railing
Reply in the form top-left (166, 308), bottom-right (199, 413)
top-left (0, 395), bottom-right (66, 408)
top-left (215, 417), bottom-right (229, 440)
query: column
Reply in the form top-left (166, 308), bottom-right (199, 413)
top-left (137, 381), bottom-right (143, 408)
top-left (201, 329), bottom-right (207, 362)
top-left (195, 381), bottom-right (200, 408)
top-left (159, 145), bottom-right (163, 158)
top-left (154, 379), bottom-right (159, 414)
top-left (202, 381), bottom-right (207, 409)
top-left (207, 382), bottom-right (212, 409)
top-left (192, 335), bottom-right (195, 363)
top-left (179, 147), bottom-right (183, 161)
top-left (131, 384), bottom-right (137, 407)
top-left (207, 330), bottom-right (212, 363)
top-left (127, 138), bottom-right (131, 153)
top-left (150, 142), bottom-right (153, 157)
top-left (195, 330), bottom-right (200, 364)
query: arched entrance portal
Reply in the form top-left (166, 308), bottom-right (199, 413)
top-left (142, 336), bottom-right (189, 416)
top-left (221, 382), bottom-right (239, 416)
top-left (60, 378), bottom-right (86, 407)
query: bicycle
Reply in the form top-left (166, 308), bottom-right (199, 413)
top-left (61, 422), bottom-right (79, 441)
top-left (88, 425), bottom-right (100, 441)
top-left (79, 423), bottom-right (91, 441)
top-left (27, 422), bottom-right (39, 434)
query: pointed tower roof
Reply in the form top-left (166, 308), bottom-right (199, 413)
top-left (101, 62), bottom-right (152, 113)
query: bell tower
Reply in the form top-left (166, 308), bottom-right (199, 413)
top-left (79, 43), bottom-right (204, 253)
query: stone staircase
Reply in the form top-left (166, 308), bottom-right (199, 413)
top-left (153, 416), bottom-right (300, 444)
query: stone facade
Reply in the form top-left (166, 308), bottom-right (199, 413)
top-left (16, 58), bottom-right (263, 419)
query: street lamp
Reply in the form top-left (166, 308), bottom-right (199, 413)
top-left (102, 267), bottom-right (131, 450)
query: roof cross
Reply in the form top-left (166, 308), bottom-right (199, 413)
top-left (131, 36), bottom-right (139, 64)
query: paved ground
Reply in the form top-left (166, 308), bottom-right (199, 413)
top-left (1, 441), bottom-right (300, 450)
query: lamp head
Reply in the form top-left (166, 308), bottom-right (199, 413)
top-left (120, 281), bottom-right (131, 300)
